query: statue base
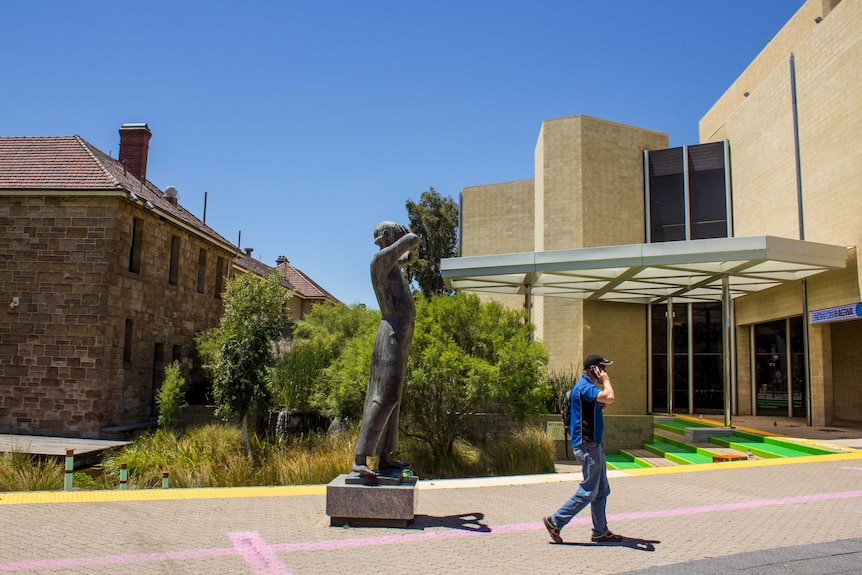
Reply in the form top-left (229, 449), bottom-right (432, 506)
top-left (326, 472), bottom-right (418, 527)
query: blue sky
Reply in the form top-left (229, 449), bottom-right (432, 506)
top-left (3, 1), bottom-right (804, 308)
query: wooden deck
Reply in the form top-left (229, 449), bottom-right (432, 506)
top-left (0, 434), bottom-right (128, 468)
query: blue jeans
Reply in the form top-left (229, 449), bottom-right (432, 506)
top-left (551, 442), bottom-right (611, 535)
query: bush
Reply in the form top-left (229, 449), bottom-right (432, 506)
top-left (482, 426), bottom-right (556, 476)
top-left (401, 293), bottom-right (549, 464)
top-left (157, 361), bottom-right (188, 429)
top-left (0, 452), bottom-right (62, 491)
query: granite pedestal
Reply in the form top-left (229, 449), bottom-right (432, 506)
top-left (326, 473), bottom-right (418, 527)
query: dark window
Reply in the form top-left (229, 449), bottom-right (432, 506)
top-left (688, 142), bottom-right (728, 240)
top-left (215, 257), bottom-right (225, 299)
top-left (169, 236), bottom-right (181, 285)
top-left (172, 344), bottom-right (182, 365)
top-left (648, 147), bottom-right (685, 242)
top-left (123, 319), bottom-right (133, 368)
top-left (129, 218), bottom-right (143, 273)
top-left (651, 305), bottom-right (668, 412)
top-left (197, 249), bottom-right (207, 294)
top-left (647, 142), bottom-right (729, 243)
top-left (691, 303), bottom-right (723, 410)
top-left (754, 317), bottom-right (806, 416)
top-left (671, 304), bottom-right (690, 412)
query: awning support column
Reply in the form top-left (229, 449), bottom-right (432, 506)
top-left (666, 297), bottom-right (674, 416)
top-left (722, 274), bottom-right (733, 428)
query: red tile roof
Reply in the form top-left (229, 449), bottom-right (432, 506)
top-left (233, 254), bottom-right (338, 302)
top-left (275, 257), bottom-right (338, 301)
top-left (0, 134), bottom-right (235, 250)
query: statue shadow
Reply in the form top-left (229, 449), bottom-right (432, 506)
top-left (556, 536), bottom-right (660, 552)
top-left (410, 512), bottom-right (491, 532)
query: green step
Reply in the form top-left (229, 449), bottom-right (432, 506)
top-left (643, 440), bottom-right (714, 465)
top-left (708, 434), bottom-right (838, 459)
top-left (605, 453), bottom-right (652, 470)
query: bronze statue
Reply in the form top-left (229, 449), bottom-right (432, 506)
top-left (352, 222), bottom-right (420, 478)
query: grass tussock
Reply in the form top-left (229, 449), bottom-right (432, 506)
top-left (0, 452), bottom-right (63, 492)
top-left (401, 425), bottom-right (556, 479)
top-left (2, 423), bottom-right (557, 492)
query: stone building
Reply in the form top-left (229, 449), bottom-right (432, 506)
top-left (234, 249), bottom-right (339, 332)
top-left (443, 0), bottom-right (860, 427)
top-left (0, 123), bottom-right (336, 438)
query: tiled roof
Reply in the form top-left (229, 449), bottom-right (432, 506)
top-left (275, 257), bottom-right (338, 301)
top-left (0, 136), bottom-right (120, 189)
top-left (234, 253), bottom-right (298, 292)
top-left (0, 135), bottom-right (235, 250)
top-left (233, 254), bottom-right (339, 303)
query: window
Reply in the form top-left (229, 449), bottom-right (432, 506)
top-left (197, 249), bottom-right (207, 294)
top-left (215, 257), bottom-right (225, 299)
top-left (754, 317), bottom-right (806, 417)
top-left (123, 319), bottom-right (133, 368)
top-left (651, 302), bottom-right (723, 413)
top-left (172, 344), bottom-right (182, 365)
top-left (646, 142), bottom-right (729, 243)
top-left (647, 147), bottom-right (685, 242)
top-left (688, 142), bottom-right (728, 240)
top-left (169, 236), bottom-right (181, 285)
top-left (129, 218), bottom-right (143, 273)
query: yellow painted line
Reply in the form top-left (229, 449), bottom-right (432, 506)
top-left (619, 450), bottom-right (862, 477)
top-left (672, 414), bottom-right (859, 453)
top-left (0, 484), bottom-right (326, 505)
top-left (673, 414), bottom-right (793, 438)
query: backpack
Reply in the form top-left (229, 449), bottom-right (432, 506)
top-left (561, 388), bottom-right (573, 457)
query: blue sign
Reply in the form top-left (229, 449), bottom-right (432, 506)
top-left (810, 302), bottom-right (862, 324)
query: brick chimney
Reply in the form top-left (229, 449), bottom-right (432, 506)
top-left (119, 123), bottom-right (152, 181)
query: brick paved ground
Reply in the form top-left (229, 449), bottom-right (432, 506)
top-left (2, 443), bottom-right (861, 575)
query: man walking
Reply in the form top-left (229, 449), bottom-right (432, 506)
top-left (544, 354), bottom-right (623, 543)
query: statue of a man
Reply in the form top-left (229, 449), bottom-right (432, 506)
top-left (352, 221), bottom-right (420, 478)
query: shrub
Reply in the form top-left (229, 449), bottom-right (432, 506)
top-left (157, 361), bottom-right (188, 429)
top-left (0, 452), bottom-right (62, 492)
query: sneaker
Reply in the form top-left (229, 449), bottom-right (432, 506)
top-left (591, 531), bottom-right (623, 543)
top-left (543, 516), bottom-right (562, 543)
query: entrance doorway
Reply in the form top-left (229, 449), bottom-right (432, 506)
top-left (753, 317), bottom-right (806, 417)
top-left (650, 302), bottom-right (723, 414)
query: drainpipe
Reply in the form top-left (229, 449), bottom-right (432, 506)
top-left (791, 52), bottom-right (813, 427)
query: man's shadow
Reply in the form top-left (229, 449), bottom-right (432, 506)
top-left (410, 513), bottom-right (490, 532)
top-left (556, 537), bottom-right (660, 552)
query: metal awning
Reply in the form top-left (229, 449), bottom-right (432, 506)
top-left (442, 236), bottom-right (848, 304)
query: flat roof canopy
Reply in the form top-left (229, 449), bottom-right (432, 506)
top-left (441, 236), bottom-right (848, 304)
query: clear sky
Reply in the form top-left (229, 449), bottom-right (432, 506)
top-left (4, 1), bottom-right (805, 308)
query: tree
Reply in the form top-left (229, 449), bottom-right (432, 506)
top-left (401, 293), bottom-right (550, 463)
top-left (289, 301), bottom-right (380, 421)
top-left (209, 272), bottom-right (292, 460)
top-left (405, 187), bottom-right (459, 299)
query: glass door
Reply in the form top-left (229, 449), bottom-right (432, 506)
top-left (754, 317), bottom-right (806, 416)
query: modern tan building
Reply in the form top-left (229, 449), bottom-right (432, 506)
top-left (444, 0), bottom-right (860, 426)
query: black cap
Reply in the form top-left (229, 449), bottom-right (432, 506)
top-left (583, 354), bottom-right (613, 370)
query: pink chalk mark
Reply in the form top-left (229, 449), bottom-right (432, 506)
top-left (228, 532), bottom-right (292, 575)
top-left (2, 490), bottom-right (861, 572)
top-left (841, 466), bottom-right (862, 471)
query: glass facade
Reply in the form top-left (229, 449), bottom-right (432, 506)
top-left (647, 143), bottom-right (730, 414)
top-left (754, 317), bottom-right (806, 416)
top-left (646, 141), bottom-right (728, 244)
